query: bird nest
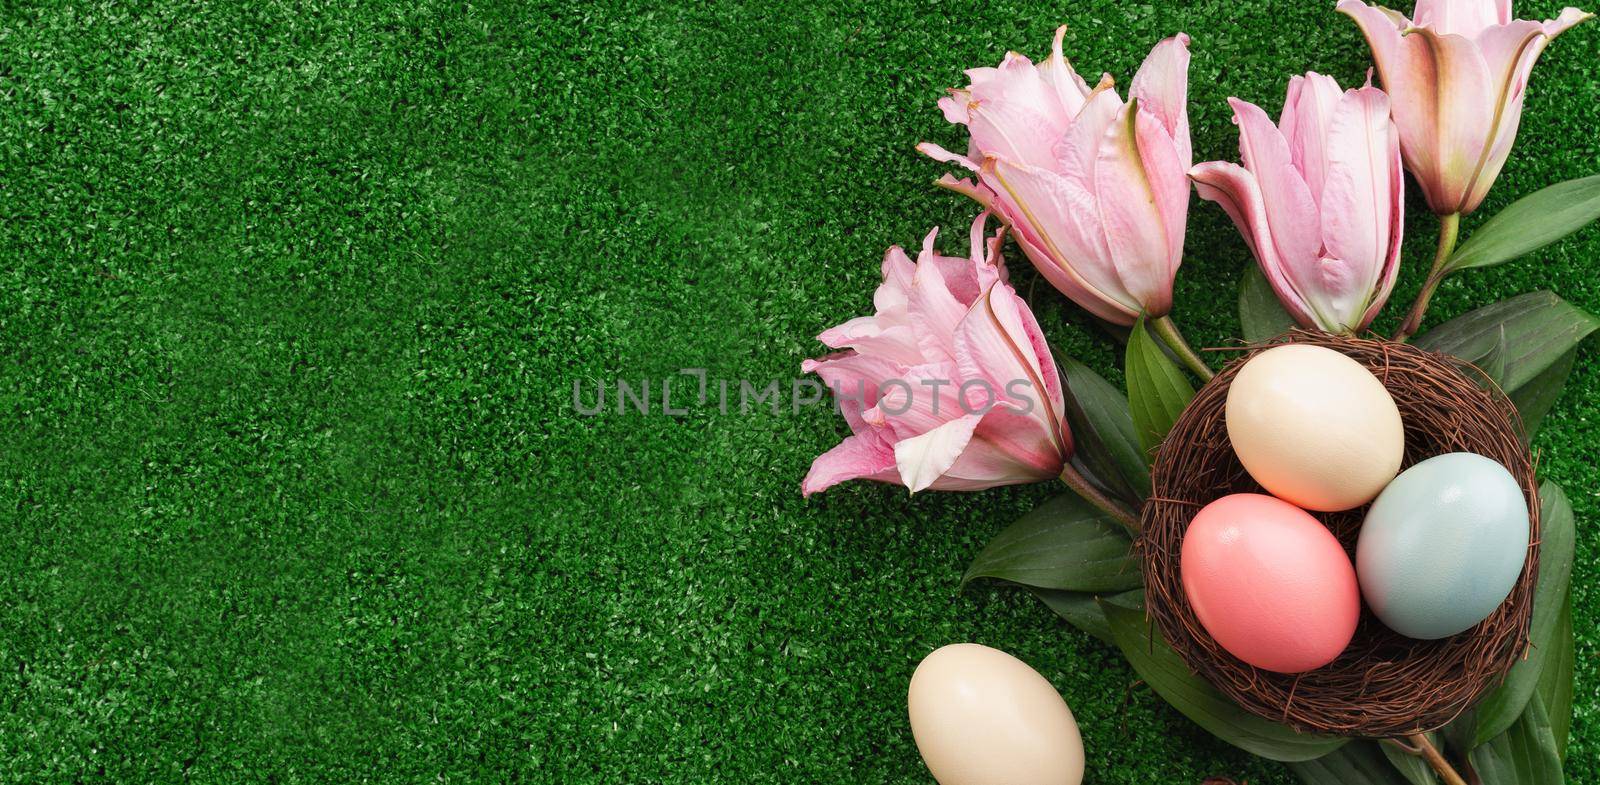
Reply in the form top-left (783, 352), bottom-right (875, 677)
top-left (1138, 331), bottom-right (1540, 738)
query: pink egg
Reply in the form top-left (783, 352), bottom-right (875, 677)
top-left (1180, 494), bottom-right (1359, 674)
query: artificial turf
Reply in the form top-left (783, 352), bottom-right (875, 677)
top-left (0, 0), bottom-right (1595, 782)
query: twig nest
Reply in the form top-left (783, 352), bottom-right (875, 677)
top-left (1139, 331), bottom-right (1540, 737)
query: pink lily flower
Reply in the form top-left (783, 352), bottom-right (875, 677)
top-left (802, 213), bottom-right (1071, 496)
top-left (918, 28), bottom-right (1193, 326)
top-left (1191, 73), bottom-right (1405, 334)
top-left (1339, 0), bottom-right (1592, 215)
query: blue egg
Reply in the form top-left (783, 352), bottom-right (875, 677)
top-left (1356, 452), bottom-right (1529, 640)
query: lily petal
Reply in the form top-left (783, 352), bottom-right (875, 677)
top-left (1231, 98), bottom-right (1322, 277)
top-left (894, 413), bottom-right (985, 493)
top-left (983, 156), bottom-right (1140, 322)
top-left (1458, 15), bottom-right (1590, 211)
top-left (868, 361), bottom-right (968, 441)
top-left (1039, 26), bottom-right (1095, 117)
top-left (934, 404), bottom-right (1066, 488)
top-left (917, 141), bottom-right (980, 172)
top-left (1189, 160), bottom-right (1318, 328)
top-left (1340, 0), bottom-right (1449, 207)
top-left (1413, 0), bottom-right (1502, 37)
top-left (1359, 118), bottom-right (1407, 331)
top-left (1279, 72), bottom-right (1344, 205)
top-left (1320, 83), bottom-right (1396, 325)
top-left (1402, 25), bottom-right (1499, 212)
top-left (952, 282), bottom-right (1068, 455)
top-left (966, 53), bottom-right (1076, 168)
top-left (1130, 32), bottom-right (1193, 167)
top-left (802, 435), bottom-right (899, 497)
top-left (1094, 101), bottom-right (1183, 316)
top-left (1053, 86), bottom-right (1124, 190)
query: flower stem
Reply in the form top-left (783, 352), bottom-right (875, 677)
top-left (1393, 212), bottom-right (1461, 343)
top-left (1058, 463), bottom-right (1141, 536)
top-left (1404, 734), bottom-right (1469, 785)
top-left (1151, 316), bottom-right (1215, 381)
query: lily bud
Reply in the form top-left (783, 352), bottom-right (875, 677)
top-left (919, 28), bottom-right (1193, 326)
top-left (1191, 73), bottom-right (1405, 334)
top-left (802, 213), bottom-right (1071, 496)
top-left (1339, 0), bottom-right (1592, 215)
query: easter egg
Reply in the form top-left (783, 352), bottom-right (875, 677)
top-left (908, 644), bottom-right (1084, 785)
top-left (1226, 344), bottom-right (1404, 511)
top-left (1356, 452), bottom-right (1530, 640)
top-left (1181, 494), bottom-right (1360, 673)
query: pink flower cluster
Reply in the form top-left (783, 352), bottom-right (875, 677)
top-left (805, 0), bottom-right (1588, 496)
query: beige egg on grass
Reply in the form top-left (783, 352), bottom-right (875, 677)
top-left (908, 643), bottom-right (1084, 785)
top-left (1225, 344), bottom-right (1404, 512)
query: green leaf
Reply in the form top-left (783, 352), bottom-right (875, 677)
top-left (1030, 587), bottom-right (1142, 645)
top-left (1378, 738), bottom-right (1440, 785)
top-left (1505, 347), bottom-right (1577, 438)
top-left (1445, 174), bottom-right (1600, 272)
top-left (1536, 595), bottom-right (1574, 762)
top-left (1239, 266), bottom-right (1297, 343)
top-left (1468, 693), bottom-right (1563, 785)
top-left (962, 493), bottom-right (1140, 592)
top-left (1479, 325), bottom-right (1508, 387)
top-left (1060, 358), bottom-right (1150, 499)
top-left (1414, 291), bottom-right (1599, 434)
top-left (1103, 603), bottom-right (1347, 762)
top-left (1441, 707), bottom-right (1480, 764)
top-left (1472, 481), bottom-right (1575, 746)
top-left (1415, 291), bottom-right (1600, 391)
top-left (1291, 741), bottom-right (1415, 785)
top-left (1126, 315), bottom-right (1195, 458)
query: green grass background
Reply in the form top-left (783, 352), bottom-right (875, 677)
top-left (0, 0), bottom-right (1595, 782)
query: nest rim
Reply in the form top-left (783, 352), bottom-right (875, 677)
top-left (1138, 331), bottom-right (1540, 739)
